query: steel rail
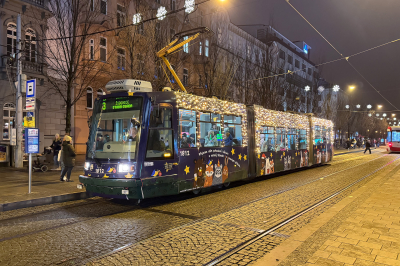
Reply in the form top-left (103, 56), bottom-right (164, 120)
top-left (203, 156), bottom-right (400, 266)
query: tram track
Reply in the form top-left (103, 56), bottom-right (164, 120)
top-left (204, 156), bottom-right (400, 266)
top-left (81, 153), bottom-right (394, 266)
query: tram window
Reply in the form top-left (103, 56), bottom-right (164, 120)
top-left (199, 113), bottom-right (222, 147)
top-left (287, 128), bottom-right (296, 151)
top-left (179, 109), bottom-right (196, 148)
top-left (322, 127), bottom-right (328, 144)
top-left (314, 126), bottom-right (322, 145)
top-left (146, 105), bottom-right (174, 159)
top-left (260, 126), bottom-right (275, 152)
top-left (150, 106), bottom-right (172, 128)
top-left (392, 131), bottom-right (400, 142)
top-left (276, 128), bottom-right (286, 151)
top-left (223, 115), bottom-right (242, 146)
top-left (146, 129), bottom-right (173, 158)
top-left (298, 129), bottom-right (307, 149)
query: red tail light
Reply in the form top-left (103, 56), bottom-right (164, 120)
top-left (389, 142), bottom-right (392, 147)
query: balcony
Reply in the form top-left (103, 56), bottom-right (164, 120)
top-left (286, 73), bottom-right (312, 89)
top-left (23, 0), bottom-right (46, 7)
top-left (1, 55), bottom-right (47, 75)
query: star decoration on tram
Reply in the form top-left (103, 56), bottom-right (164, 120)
top-left (231, 148), bottom-right (235, 155)
top-left (238, 154), bottom-right (242, 160)
top-left (125, 173), bottom-right (133, 178)
top-left (103, 174), bottom-right (109, 178)
top-left (184, 165), bottom-right (190, 175)
top-left (244, 155), bottom-right (247, 161)
top-left (258, 154), bottom-right (260, 159)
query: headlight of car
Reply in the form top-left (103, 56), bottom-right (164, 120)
top-left (84, 162), bottom-right (91, 170)
top-left (118, 163), bottom-right (130, 173)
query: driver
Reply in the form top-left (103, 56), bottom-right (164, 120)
top-left (128, 127), bottom-right (138, 141)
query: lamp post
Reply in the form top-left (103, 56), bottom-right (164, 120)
top-left (347, 86), bottom-right (356, 139)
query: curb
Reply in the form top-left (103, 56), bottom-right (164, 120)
top-left (0, 192), bottom-right (92, 212)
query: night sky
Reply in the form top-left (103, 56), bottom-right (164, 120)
top-left (223, 0), bottom-right (400, 113)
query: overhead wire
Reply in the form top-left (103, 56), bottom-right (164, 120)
top-left (284, 0), bottom-right (399, 110)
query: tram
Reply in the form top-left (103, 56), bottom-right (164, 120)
top-left (387, 126), bottom-right (400, 152)
top-left (78, 79), bottom-right (334, 200)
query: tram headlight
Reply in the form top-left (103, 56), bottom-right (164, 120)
top-left (84, 162), bottom-right (91, 170)
top-left (118, 163), bottom-right (131, 173)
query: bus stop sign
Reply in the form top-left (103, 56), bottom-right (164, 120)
top-left (25, 128), bottom-right (39, 154)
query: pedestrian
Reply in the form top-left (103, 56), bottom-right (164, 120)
top-left (50, 133), bottom-right (62, 170)
top-left (60, 135), bottom-right (76, 182)
top-left (346, 138), bottom-right (351, 150)
top-left (364, 139), bottom-right (372, 154)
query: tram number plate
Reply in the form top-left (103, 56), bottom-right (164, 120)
top-left (77, 184), bottom-right (83, 189)
top-left (122, 190), bottom-right (129, 195)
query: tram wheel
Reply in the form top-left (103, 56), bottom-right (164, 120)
top-left (192, 189), bottom-right (201, 195)
top-left (223, 182), bottom-right (230, 188)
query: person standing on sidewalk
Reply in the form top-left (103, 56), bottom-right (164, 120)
top-left (60, 135), bottom-right (76, 182)
top-left (364, 139), bottom-right (372, 154)
top-left (50, 134), bottom-right (62, 170)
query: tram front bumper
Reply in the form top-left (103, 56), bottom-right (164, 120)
top-left (79, 175), bottom-right (142, 199)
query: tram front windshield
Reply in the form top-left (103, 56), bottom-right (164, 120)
top-left (87, 97), bottom-right (143, 160)
top-left (391, 131), bottom-right (400, 142)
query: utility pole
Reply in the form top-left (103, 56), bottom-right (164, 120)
top-left (14, 14), bottom-right (23, 168)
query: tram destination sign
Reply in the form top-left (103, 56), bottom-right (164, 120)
top-left (102, 97), bottom-right (142, 113)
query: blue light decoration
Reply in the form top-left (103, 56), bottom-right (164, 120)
top-left (303, 43), bottom-right (308, 54)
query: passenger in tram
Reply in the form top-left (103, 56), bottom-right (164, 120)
top-left (180, 133), bottom-right (190, 148)
top-left (128, 127), bottom-right (138, 141)
top-left (96, 134), bottom-right (105, 150)
top-left (224, 132), bottom-right (233, 146)
top-left (205, 131), bottom-right (218, 147)
top-left (189, 134), bottom-right (196, 147)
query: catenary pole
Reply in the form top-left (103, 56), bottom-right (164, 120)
top-left (15, 14), bottom-right (23, 168)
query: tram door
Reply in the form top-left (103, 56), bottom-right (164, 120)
top-left (142, 104), bottom-right (179, 196)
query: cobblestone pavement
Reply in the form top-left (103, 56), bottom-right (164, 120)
top-left (0, 150), bottom-right (394, 266)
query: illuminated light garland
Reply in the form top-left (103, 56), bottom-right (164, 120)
top-left (175, 92), bottom-right (248, 146)
top-left (311, 117), bottom-right (335, 146)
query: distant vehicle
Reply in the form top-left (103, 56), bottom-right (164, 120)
top-left (387, 126), bottom-right (400, 152)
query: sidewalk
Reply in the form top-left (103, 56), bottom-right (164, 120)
top-left (0, 155), bottom-right (89, 212)
top-left (253, 154), bottom-right (400, 266)
top-left (335, 146), bottom-right (386, 155)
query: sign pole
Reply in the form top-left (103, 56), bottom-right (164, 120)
top-left (28, 153), bottom-right (32, 193)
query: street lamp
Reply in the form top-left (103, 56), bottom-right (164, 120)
top-left (349, 86), bottom-right (356, 90)
top-left (376, 113), bottom-right (379, 117)
top-left (368, 113), bottom-right (372, 117)
top-left (378, 105), bottom-right (383, 109)
top-left (383, 113), bottom-right (387, 117)
top-left (356, 104), bottom-right (361, 108)
top-left (367, 104), bottom-right (372, 109)
top-left (345, 105), bottom-right (350, 109)
top-left (392, 113), bottom-right (396, 117)
top-left (394, 118), bottom-right (397, 120)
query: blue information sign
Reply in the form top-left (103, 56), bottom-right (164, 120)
top-left (25, 128), bottom-right (39, 154)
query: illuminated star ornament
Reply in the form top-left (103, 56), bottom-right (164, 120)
top-left (356, 104), bottom-right (361, 108)
top-left (318, 86), bottom-right (325, 93)
top-left (304, 86), bottom-right (310, 92)
top-left (157, 6), bottom-right (167, 20)
top-left (184, 0), bottom-right (195, 13)
top-left (184, 165), bottom-right (190, 175)
top-left (133, 13), bottom-right (142, 25)
top-left (332, 85), bottom-right (340, 92)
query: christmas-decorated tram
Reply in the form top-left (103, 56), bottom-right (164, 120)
top-left (78, 79), bottom-right (334, 201)
top-left (387, 126), bottom-right (400, 152)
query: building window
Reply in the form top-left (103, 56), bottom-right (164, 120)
top-left (89, 0), bottom-right (94, 11)
top-left (279, 49), bottom-right (285, 60)
top-left (170, 28), bottom-right (175, 40)
top-left (117, 48), bottom-right (126, 70)
top-left (183, 36), bottom-right (189, 53)
top-left (200, 10), bottom-right (204, 25)
top-left (117, 5), bottom-right (126, 27)
top-left (7, 23), bottom-right (17, 57)
top-left (205, 39), bottom-right (209, 57)
top-left (287, 54), bottom-right (293, 65)
top-left (170, 0), bottom-right (176, 11)
top-left (183, 68), bottom-right (188, 86)
top-left (100, 0), bottom-right (107, 15)
top-left (199, 42), bottom-right (202, 55)
top-left (25, 29), bottom-right (37, 63)
top-left (138, 23), bottom-right (144, 35)
top-left (295, 59), bottom-right (300, 68)
top-left (89, 39), bottom-right (94, 60)
top-left (97, 89), bottom-right (105, 96)
top-left (3, 103), bottom-right (16, 140)
top-left (100, 37), bottom-right (107, 62)
top-left (308, 68), bottom-right (312, 75)
top-left (229, 35), bottom-right (232, 50)
top-left (156, 0), bottom-right (161, 4)
top-left (247, 45), bottom-right (251, 58)
top-left (302, 64), bottom-right (306, 72)
top-left (138, 54), bottom-right (144, 74)
top-left (155, 22), bottom-right (160, 35)
top-left (87, 88), bottom-right (93, 109)
top-left (199, 74), bottom-right (202, 87)
top-left (218, 27), bottom-right (222, 43)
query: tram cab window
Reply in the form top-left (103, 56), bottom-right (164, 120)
top-left (179, 109), bottom-right (196, 148)
top-left (287, 128), bottom-right (296, 150)
top-left (223, 115), bottom-right (242, 146)
top-left (276, 128), bottom-right (286, 151)
top-left (260, 126), bottom-right (275, 152)
top-left (146, 105), bottom-right (174, 159)
top-left (199, 112), bottom-right (222, 147)
top-left (298, 129), bottom-right (307, 150)
top-left (314, 126), bottom-right (322, 145)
